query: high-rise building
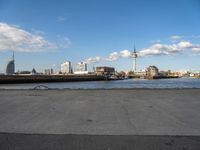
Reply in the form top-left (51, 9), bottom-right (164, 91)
top-left (75, 62), bottom-right (87, 72)
top-left (131, 45), bottom-right (137, 72)
top-left (5, 52), bottom-right (15, 75)
top-left (61, 61), bottom-right (72, 74)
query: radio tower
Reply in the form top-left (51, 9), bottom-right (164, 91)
top-left (131, 44), bottom-right (137, 72)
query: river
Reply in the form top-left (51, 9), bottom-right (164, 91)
top-left (0, 77), bottom-right (200, 89)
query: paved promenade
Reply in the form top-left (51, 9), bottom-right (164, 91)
top-left (0, 89), bottom-right (200, 149)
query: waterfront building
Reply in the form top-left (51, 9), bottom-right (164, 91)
top-left (131, 45), bottom-right (137, 72)
top-left (146, 66), bottom-right (159, 77)
top-left (44, 68), bottom-right (53, 75)
top-left (5, 52), bottom-right (15, 75)
top-left (61, 61), bottom-right (72, 74)
top-left (74, 62), bottom-right (88, 74)
top-left (75, 62), bottom-right (87, 72)
top-left (95, 66), bottom-right (115, 76)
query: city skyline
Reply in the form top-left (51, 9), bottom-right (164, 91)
top-left (0, 0), bottom-right (200, 73)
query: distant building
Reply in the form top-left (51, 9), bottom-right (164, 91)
top-left (31, 68), bottom-right (37, 75)
top-left (16, 71), bottom-right (31, 75)
top-left (146, 66), bottom-right (159, 77)
top-left (44, 68), bottom-right (53, 75)
top-left (5, 52), bottom-right (15, 75)
top-left (61, 61), bottom-right (72, 74)
top-left (96, 66), bottom-right (115, 76)
top-left (74, 62), bottom-right (88, 74)
top-left (75, 62), bottom-right (87, 72)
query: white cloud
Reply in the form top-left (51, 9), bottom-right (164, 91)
top-left (106, 50), bottom-right (131, 61)
top-left (84, 50), bottom-right (131, 64)
top-left (83, 56), bottom-right (101, 64)
top-left (0, 22), bottom-right (70, 52)
top-left (138, 41), bottom-right (200, 57)
top-left (120, 50), bottom-right (131, 58)
top-left (107, 52), bottom-right (119, 61)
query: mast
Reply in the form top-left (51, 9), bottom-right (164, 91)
top-left (132, 43), bottom-right (137, 72)
top-left (12, 51), bottom-right (15, 61)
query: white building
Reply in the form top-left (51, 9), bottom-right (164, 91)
top-left (61, 61), bottom-right (72, 74)
top-left (75, 62), bottom-right (87, 71)
top-left (74, 62), bottom-right (88, 74)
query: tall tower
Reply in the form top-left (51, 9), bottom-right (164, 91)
top-left (12, 51), bottom-right (15, 61)
top-left (131, 44), bottom-right (137, 72)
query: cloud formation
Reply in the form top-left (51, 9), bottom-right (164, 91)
top-left (138, 41), bottom-right (200, 57)
top-left (83, 56), bottom-right (101, 64)
top-left (0, 22), bottom-right (70, 52)
top-left (107, 52), bottom-right (119, 61)
top-left (106, 50), bottom-right (131, 61)
top-left (84, 40), bottom-right (200, 64)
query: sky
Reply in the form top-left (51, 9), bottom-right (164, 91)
top-left (0, 0), bottom-right (200, 73)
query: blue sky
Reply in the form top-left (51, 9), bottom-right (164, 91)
top-left (0, 0), bottom-right (200, 73)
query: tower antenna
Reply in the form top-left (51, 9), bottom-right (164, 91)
top-left (131, 42), bottom-right (137, 72)
top-left (134, 42), bottom-right (136, 53)
top-left (12, 51), bottom-right (15, 61)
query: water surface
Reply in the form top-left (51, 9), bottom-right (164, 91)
top-left (0, 78), bottom-right (199, 89)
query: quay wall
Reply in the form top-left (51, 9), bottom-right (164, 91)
top-left (0, 74), bottom-right (105, 84)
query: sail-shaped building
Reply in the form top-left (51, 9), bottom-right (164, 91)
top-left (5, 52), bottom-right (15, 75)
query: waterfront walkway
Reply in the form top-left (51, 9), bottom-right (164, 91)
top-left (0, 89), bottom-right (200, 149)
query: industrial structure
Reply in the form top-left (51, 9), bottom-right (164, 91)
top-left (5, 52), bottom-right (15, 75)
top-left (61, 61), bottom-right (72, 74)
top-left (131, 45), bottom-right (138, 72)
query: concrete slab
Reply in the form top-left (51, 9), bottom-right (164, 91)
top-left (0, 89), bottom-right (200, 135)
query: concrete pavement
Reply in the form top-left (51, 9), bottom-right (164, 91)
top-left (0, 89), bottom-right (200, 135)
